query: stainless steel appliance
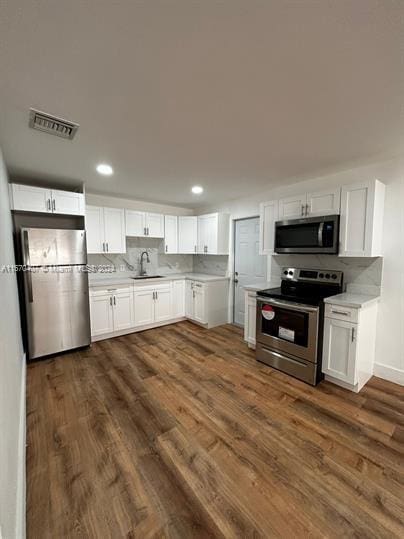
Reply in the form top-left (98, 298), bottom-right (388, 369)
top-left (256, 267), bottom-right (343, 385)
top-left (275, 215), bottom-right (339, 254)
top-left (21, 228), bottom-right (91, 360)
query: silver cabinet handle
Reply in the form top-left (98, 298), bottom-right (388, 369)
top-left (331, 309), bottom-right (349, 316)
top-left (52, 199), bottom-right (56, 212)
top-left (301, 205), bottom-right (305, 216)
top-left (102, 242), bottom-right (105, 252)
top-left (113, 295), bottom-right (116, 305)
top-left (106, 242), bottom-right (109, 252)
top-left (165, 244), bottom-right (168, 252)
top-left (143, 227), bottom-right (146, 236)
top-left (109, 296), bottom-right (112, 306)
top-left (152, 291), bottom-right (155, 300)
top-left (306, 203), bottom-right (309, 216)
top-left (194, 245), bottom-right (196, 253)
top-left (155, 291), bottom-right (158, 300)
top-left (47, 199), bottom-right (51, 211)
top-left (206, 245), bottom-right (208, 253)
top-left (351, 327), bottom-right (355, 342)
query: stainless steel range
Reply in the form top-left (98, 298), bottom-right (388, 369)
top-left (256, 268), bottom-right (343, 385)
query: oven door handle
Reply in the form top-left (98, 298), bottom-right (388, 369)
top-left (257, 297), bottom-right (319, 313)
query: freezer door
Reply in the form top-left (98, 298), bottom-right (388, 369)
top-left (22, 228), bottom-right (87, 266)
top-left (24, 266), bottom-right (91, 359)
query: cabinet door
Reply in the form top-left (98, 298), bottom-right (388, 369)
top-left (278, 194), bottom-right (307, 220)
top-left (185, 281), bottom-right (194, 319)
top-left (85, 206), bottom-right (104, 253)
top-left (193, 285), bottom-right (206, 324)
top-left (244, 294), bottom-right (257, 345)
top-left (178, 216), bottom-right (197, 254)
top-left (164, 215), bottom-right (178, 254)
top-left (172, 280), bottom-right (185, 318)
top-left (51, 190), bottom-right (85, 216)
top-left (154, 287), bottom-right (172, 323)
top-left (112, 289), bottom-right (135, 331)
top-left (126, 210), bottom-right (146, 237)
top-left (259, 200), bottom-right (278, 255)
top-left (306, 188), bottom-right (340, 217)
top-left (322, 317), bottom-right (357, 384)
top-left (104, 207), bottom-right (126, 253)
top-left (146, 213), bottom-right (164, 238)
top-left (133, 289), bottom-right (155, 326)
top-left (198, 214), bottom-right (218, 254)
top-left (90, 293), bottom-right (114, 336)
top-left (339, 182), bottom-right (373, 257)
top-left (11, 184), bottom-right (52, 213)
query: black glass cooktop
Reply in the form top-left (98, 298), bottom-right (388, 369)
top-left (257, 284), bottom-right (342, 307)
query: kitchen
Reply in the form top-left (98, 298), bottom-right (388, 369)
top-left (1, 2), bottom-right (404, 538)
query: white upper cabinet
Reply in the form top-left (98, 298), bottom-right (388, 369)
top-left (259, 200), bottom-right (278, 255)
top-left (178, 216), bottom-right (197, 254)
top-left (197, 213), bottom-right (229, 255)
top-left (339, 179), bottom-right (385, 257)
top-left (125, 210), bottom-right (164, 238)
top-left (278, 194), bottom-right (308, 220)
top-left (164, 215), bottom-right (178, 254)
top-left (278, 188), bottom-right (341, 220)
top-left (9, 184), bottom-right (85, 216)
top-left (86, 205), bottom-right (126, 254)
top-left (306, 188), bottom-right (341, 217)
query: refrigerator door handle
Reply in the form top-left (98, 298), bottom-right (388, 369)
top-left (26, 270), bottom-right (34, 303)
top-left (23, 230), bottom-right (34, 302)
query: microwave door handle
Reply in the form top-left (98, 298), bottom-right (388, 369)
top-left (318, 222), bottom-right (324, 247)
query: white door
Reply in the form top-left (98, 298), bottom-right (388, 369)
top-left (90, 293), bottom-right (114, 336)
top-left (146, 213), bottom-right (164, 238)
top-left (164, 215), bottom-right (178, 254)
top-left (11, 184), bottom-right (52, 213)
top-left (234, 217), bottom-right (266, 326)
top-left (51, 190), bottom-right (85, 216)
top-left (322, 318), bottom-right (357, 384)
top-left (306, 188), bottom-right (341, 217)
top-left (134, 289), bottom-right (155, 326)
top-left (339, 182), bottom-right (371, 257)
top-left (172, 280), bottom-right (185, 318)
top-left (85, 206), bottom-right (104, 253)
top-left (112, 289), bottom-right (135, 331)
top-left (185, 280), bottom-right (194, 319)
top-left (125, 210), bottom-right (146, 237)
top-left (259, 200), bottom-right (278, 255)
top-left (193, 285), bottom-right (206, 324)
top-left (154, 287), bottom-right (172, 323)
top-left (104, 207), bottom-right (126, 253)
top-left (278, 194), bottom-right (307, 220)
top-left (178, 216), bottom-right (197, 254)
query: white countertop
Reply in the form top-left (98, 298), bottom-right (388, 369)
top-left (243, 281), bottom-right (281, 292)
top-left (89, 272), bottom-right (230, 288)
top-left (324, 292), bottom-right (380, 308)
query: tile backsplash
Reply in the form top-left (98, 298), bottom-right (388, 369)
top-left (271, 255), bottom-right (383, 295)
top-left (87, 237), bottom-right (228, 276)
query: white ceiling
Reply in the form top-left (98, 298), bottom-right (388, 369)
top-left (0, 1), bottom-right (403, 208)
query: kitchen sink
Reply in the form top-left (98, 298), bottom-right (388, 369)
top-left (132, 275), bottom-right (164, 280)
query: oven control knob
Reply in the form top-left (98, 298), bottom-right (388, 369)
top-left (319, 273), bottom-right (324, 278)
top-left (332, 274), bottom-right (337, 279)
top-left (288, 270), bottom-right (293, 276)
top-left (325, 273), bottom-right (330, 279)
top-left (284, 270), bottom-right (288, 275)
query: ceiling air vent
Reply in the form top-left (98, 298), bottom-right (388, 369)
top-left (28, 108), bottom-right (79, 140)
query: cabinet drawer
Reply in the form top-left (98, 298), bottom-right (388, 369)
top-left (325, 304), bottom-right (358, 323)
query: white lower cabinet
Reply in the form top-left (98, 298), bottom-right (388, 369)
top-left (186, 279), bottom-right (229, 327)
top-left (244, 291), bottom-right (257, 348)
top-left (186, 281), bottom-right (207, 324)
top-left (133, 289), bottom-right (155, 326)
top-left (172, 280), bottom-right (185, 318)
top-left (134, 284), bottom-right (172, 327)
top-left (90, 286), bottom-right (134, 337)
top-left (322, 300), bottom-right (378, 392)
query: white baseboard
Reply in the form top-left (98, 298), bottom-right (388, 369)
top-left (15, 356), bottom-right (26, 539)
top-left (373, 362), bottom-right (404, 387)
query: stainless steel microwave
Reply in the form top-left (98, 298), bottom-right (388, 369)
top-left (274, 215), bottom-right (340, 254)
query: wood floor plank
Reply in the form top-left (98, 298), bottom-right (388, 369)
top-left (26, 321), bottom-right (404, 538)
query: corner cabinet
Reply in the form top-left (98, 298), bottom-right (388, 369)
top-left (322, 300), bottom-right (379, 392)
top-left (9, 183), bottom-right (85, 216)
top-left (186, 279), bottom-right (229, 327)
top-left (339, 179), bottom-right (385, 257)
top-left (86, 205), bottom-right (126, 254)
top-left (197, 213), bottom-right (230, 255)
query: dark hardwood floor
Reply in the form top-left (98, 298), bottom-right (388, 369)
top-left (27, 321), bottom-right (404, 538)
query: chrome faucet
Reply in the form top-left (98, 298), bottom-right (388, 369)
top-left (139, 251), bottom-right (150, 276)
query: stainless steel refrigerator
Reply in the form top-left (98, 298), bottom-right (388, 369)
top-left (21, 228), bottom-right (91, 360)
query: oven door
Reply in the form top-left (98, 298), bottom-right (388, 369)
top-left (274, 215), bottom-right (339, 254)
top-left (256, 297), bottom-right (319, 363)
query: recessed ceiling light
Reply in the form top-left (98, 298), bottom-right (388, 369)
top-left (96, 163), bottom-right (113, 176)
top-left (191, 185), bottom-right (203, 194)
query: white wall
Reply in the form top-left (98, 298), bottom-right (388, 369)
top-left (0, 148), bottom-right (25, 538)
top-left (86, 192), bottom-right (194, 216)
top-left (200, 156), bottom-right (404, 385)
